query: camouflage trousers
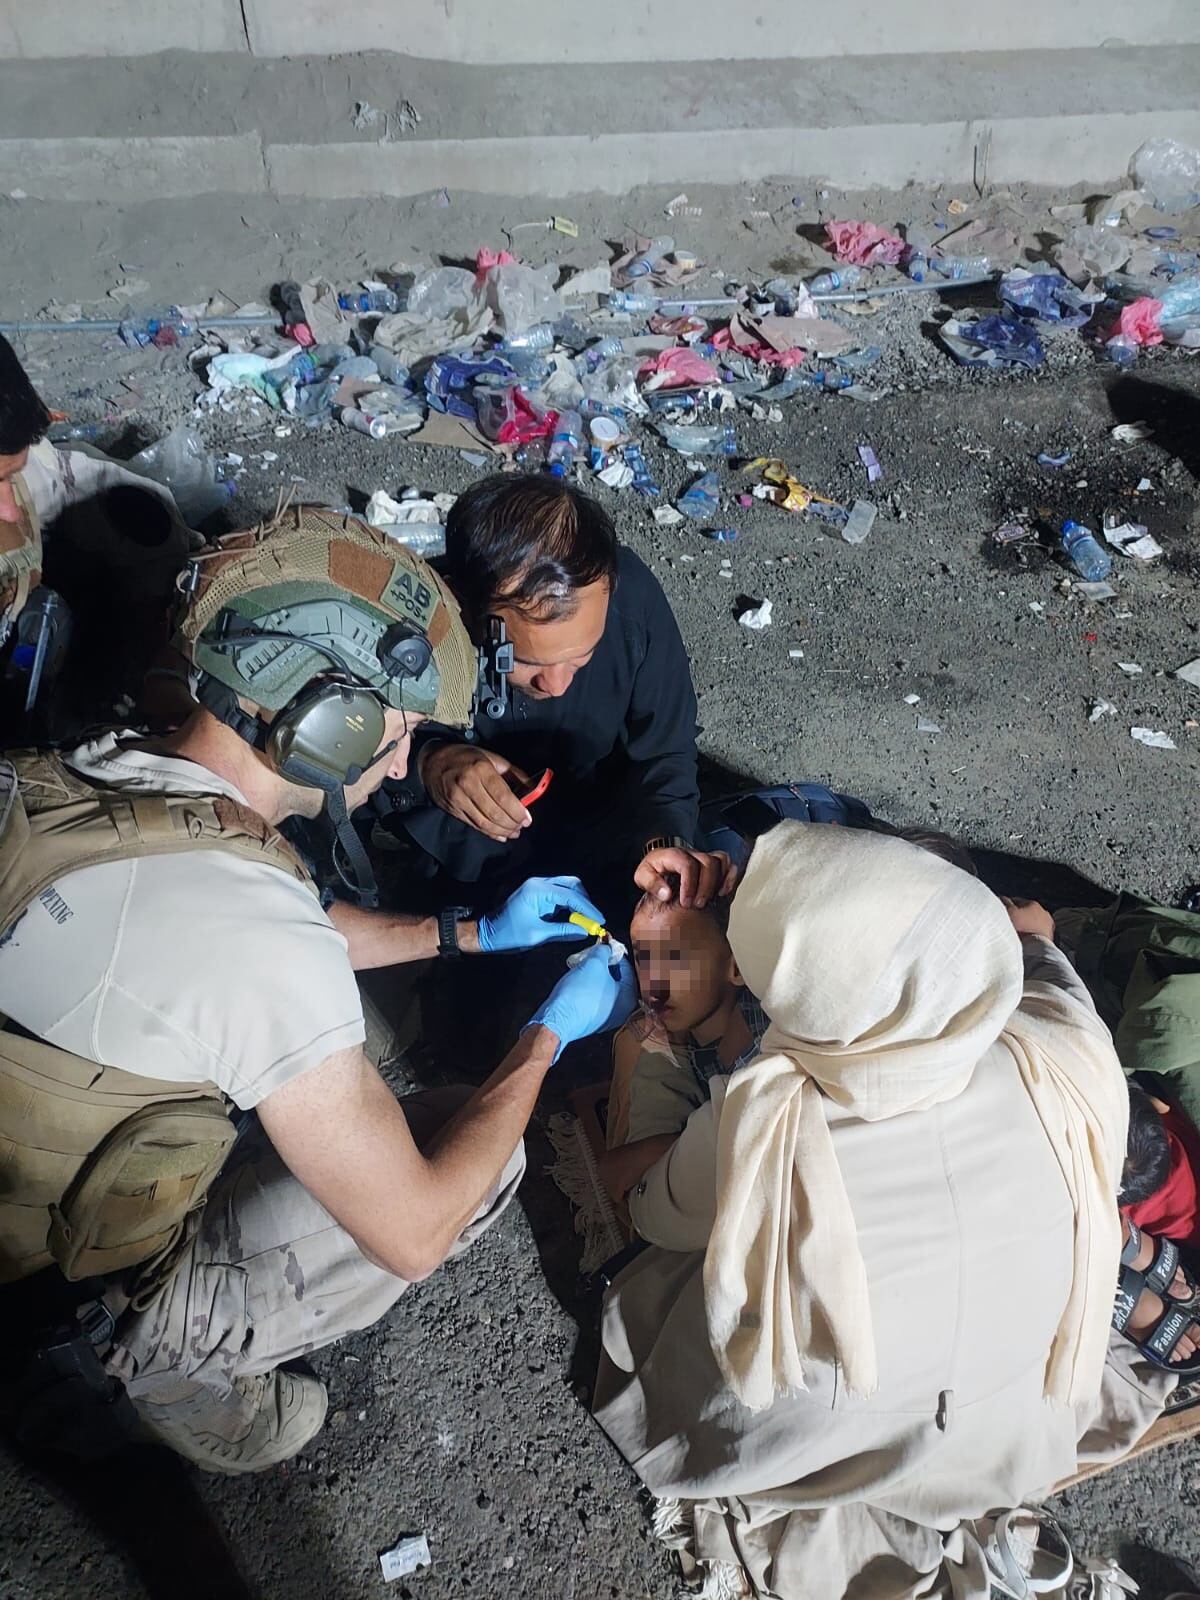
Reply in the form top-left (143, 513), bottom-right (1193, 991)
top-left (104, 1088), bottom-right (525, 1419)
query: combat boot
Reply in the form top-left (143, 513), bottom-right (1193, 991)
top-left (132, 1368), bottom-right (327, 1474)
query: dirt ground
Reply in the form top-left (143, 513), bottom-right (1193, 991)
top-left (2, 176), bottom-right (1200, 1600)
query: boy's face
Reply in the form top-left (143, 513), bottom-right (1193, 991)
top-left (629, 898), bottom-right (740, 1035)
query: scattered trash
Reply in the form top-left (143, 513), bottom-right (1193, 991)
top-left (1111, 421), bottom-right (1153, 444)
top-left (126, 423), bottom-right (235, 523)
top-left (841, 499), bottom-right (877, 545)
top-left (1037, 449), bottom-right (1072, 469)
top-left (916, 716), bottom-right (942, 734)
top-left (709, 528), bottom-right (739, 542)
top-left (904, 693), bottom-right (922, 705)
top-left (1173, 658), bottom-right (1200, 687)
top-left (1103, 511), bottom-right (1163, 562)
top-left (380, 1534), bottom-right (432, 1583)
top-left (1131, 726), bottom-right (1177, 750)
top-left (1117, 661), bottom-right (1144, 675)
top-left (1136, 477), bottom-right (1153, 492)
top-left (653, 505), bottom-right (684, 527)
top-left (856, 444), bottom-right (883, 483)
top-left (1130, 138), bottom-right (1200, 211)
top-left (737, 599), bottom-right (773, 631)
top-left (1089, 698), bottom-right (1117, 722)
top-left (1075, 581), bottom-right (1118, 601)
top-left (998, 270), bottom-right (1094, 327)
top-left (665, 193), bottom-right (703, 218)
top-left (993, 521), bottom-right (1032, 545)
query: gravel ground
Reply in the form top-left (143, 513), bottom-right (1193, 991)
top-left (2, 178), bottom-right (1200, 1600)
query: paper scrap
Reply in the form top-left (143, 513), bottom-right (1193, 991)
top-left (1174, 658), bottom-right (1200, 687)
top-left (857, 443), bottom-right (883, 482)
top-left (653, 505), bottom-right (684, 526)
top-left (1136, 477), bottom-right (1152, 492)
top-left (916, 716), bottom-right (942, 734)
top-left (1131, 726), bottom-right (1177, 750)
top-left (1075, 581), bottom-right (1117, 601)
top-left (788, 649), bottom-right (804, 659)
top-left (598, 461), bottom-right (634, 489)
top-left (904, 693), bottom-right (921, 705)
top-left (738, 599), bottom-right (773, 630)
top-left (1111, 421), bottom-right (1153, 444)
top-left (1089, 698), bottom-right (1117, 722)
top-left (1117, 661), bottom-right (1143, 675)
top-left (380, 1534), bottom-right (432, 1583)
top-left (410, 414), bottom-right (497, 453)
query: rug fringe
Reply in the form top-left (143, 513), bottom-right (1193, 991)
top-left (545, 1112), bottom-right (625, 1273)
top-left (651, 1498), bottom-right (749, 1599)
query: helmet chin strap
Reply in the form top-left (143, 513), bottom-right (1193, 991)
top-left (278, 739), bottom-right (398, 912)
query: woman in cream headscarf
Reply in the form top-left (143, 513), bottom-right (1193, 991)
top-left (593, 823), bottom-right (1174, 1599)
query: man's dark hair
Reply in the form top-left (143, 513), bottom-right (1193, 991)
top-left (867, 818), bottom-right (979, 877)
top-left (443, 474), bottom-right (619, 623)
top-left (1120, 1083), bottom-right (1171, 1207)
top-left (0, 335), bottom-right (52, 457)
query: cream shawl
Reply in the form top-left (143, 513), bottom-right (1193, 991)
top-left (702, 822), bottom-right (1128, 1410)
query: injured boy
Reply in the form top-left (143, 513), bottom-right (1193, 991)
top-left (599, 891), bottom-right (766, 1204)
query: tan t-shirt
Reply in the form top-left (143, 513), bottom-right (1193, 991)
top-left (0, 733), bottom-right (365, 1109)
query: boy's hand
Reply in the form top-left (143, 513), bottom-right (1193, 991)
top-left (599, 1135), bottom-right (677, 1203)
top-left (1002, 897), bottom-right (1056, 941)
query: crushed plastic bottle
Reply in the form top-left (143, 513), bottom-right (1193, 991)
top-left (547, 409), bottom-right (584, 477)
top-left (676, 472), bottom-right (720, 521)
top-left (807, 267), bottom-right (863, 295)
top-left (498, 323), bottom-right (555, 353)
top-left (841, 500), bottom-right (877, 545)
top-left (626, 236), bottom-right (675, 279)
top-left (932, 255), bottom-right (992, 280)
top-left (125, 423), bottom-right (236, 523)
top-left (369, 345), bottom-right (411, 385)
top-left (1062, 520), bottom-right (1113, 581)
top-left (657, 421), bottom-right (736, 458)
top-left (1104, 334), bottom-right (1139, 367)
top-left (338, 288), bottom-right (403, 315)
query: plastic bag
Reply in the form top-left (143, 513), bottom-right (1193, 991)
top-left (939, 315), bottom-right (1045, 370)
top-left (1130, 138), bottom-right (1200, 212)
top-left (126, 424), bottom-right (234, 524)
top-left (999, 270), bottom-right (1094, 327)
top-left (1116, 297), bottom-right (1165, 346)
top-left (824, 220), bottom-right (905, 267)
top-left (1054, 224), bottom-right (1131, 282)
top-left (406, 267), bottom-right (477, 320)
top-left (483, 263), bottom-right (563, 336)
top-left (676, 471), bottom-right (720, 521)
top-left (639, 348), bottom-right (721, 391)
top-left (580, 355), bottom-right (645, 414)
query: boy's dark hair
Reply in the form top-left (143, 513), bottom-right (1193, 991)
top-left (443, 474), bottom-right (619, 623)
top-left (0, 335), bottom-right (52, 457)
top-left (1120, 1083), bottom-right (1172, 1207)
top-left (634, 888), bottom-right (732, 936)
top-left (867, 818), bottom-right (979, 877)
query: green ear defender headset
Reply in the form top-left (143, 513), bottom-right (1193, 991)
top-left (197, 614), bottom-right (434, 907)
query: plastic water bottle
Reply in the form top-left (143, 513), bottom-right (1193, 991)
top-left (369, 344), bottom-right (410, 385)
top-left (801, 371), bottom-right (854, 391)
top-left (677, 471), bottom-right (720, 521)
top-left (607, 290), bottom-right (660, 315)
top-left (1061, 520), bottom-right (1112, 581)
top-left (626, 236), bottom-right (675, 279)
top-left (577, 335), bottom-right (625, 372)
top-left (547, 409), bottom-right (584, 477)
top-left (498, 323), bottom-right (556, 353)
top-left (622, 444), bottom-right (660, 497)
top-left (338, 288), bottom-right (403, 314)
top-left (932, 256), bottom-right (992, 281)
top-left (1155, 270), bottom-right (1200, 321)
top-left (657, 421), bottom-right (736, 458)
top-left (807, 267), bottom-right (863, 295)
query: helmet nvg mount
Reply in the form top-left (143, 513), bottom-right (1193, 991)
top-left (179, 506), bottom-right (476, 906)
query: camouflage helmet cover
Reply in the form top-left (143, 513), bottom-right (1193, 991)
top-left (178, 506), bottom-right (475, 728)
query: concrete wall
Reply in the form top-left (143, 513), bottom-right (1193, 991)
top-left (4, 0), bottom-right (1200, 61)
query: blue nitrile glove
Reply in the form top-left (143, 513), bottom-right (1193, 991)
top-left (477, 875), bottom-right (605, 954)
top-left (524, 942), bottom-right (637, 1061)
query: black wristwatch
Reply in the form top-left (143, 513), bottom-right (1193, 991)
top-left (642, 835), bottom-right (693, 858)
top-left (437, 905), bottom-right (471, 959)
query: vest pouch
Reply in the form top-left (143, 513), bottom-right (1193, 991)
top-left (46, 1099), bottom-right (236, 1282)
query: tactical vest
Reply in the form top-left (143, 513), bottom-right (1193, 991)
top-left (0, 748), bottom-right (317, 1287)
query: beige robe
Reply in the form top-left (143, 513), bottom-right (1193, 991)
top-left (593, 941), bottom-right (1173, 1599)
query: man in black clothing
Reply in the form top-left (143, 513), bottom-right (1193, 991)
top-left (378, 474), bottom-right (711, 924)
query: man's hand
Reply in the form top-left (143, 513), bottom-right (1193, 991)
top-left (636, 846), bottom-right (738, 910)
top-left (525, 942), bottom-right (636, 1061)
top-left (422, 742), bottom-right (532, 843)
top-left (1002, 897), bottom-right (1056, 941)
top-left (478, 876), bottom-right (606, 954)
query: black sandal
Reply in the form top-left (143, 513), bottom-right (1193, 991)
top-left (1114, 1222), bottom-right (1200, 1374)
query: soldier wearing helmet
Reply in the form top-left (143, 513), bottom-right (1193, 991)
top-left (0, 505), bottom-right (634, 1473)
